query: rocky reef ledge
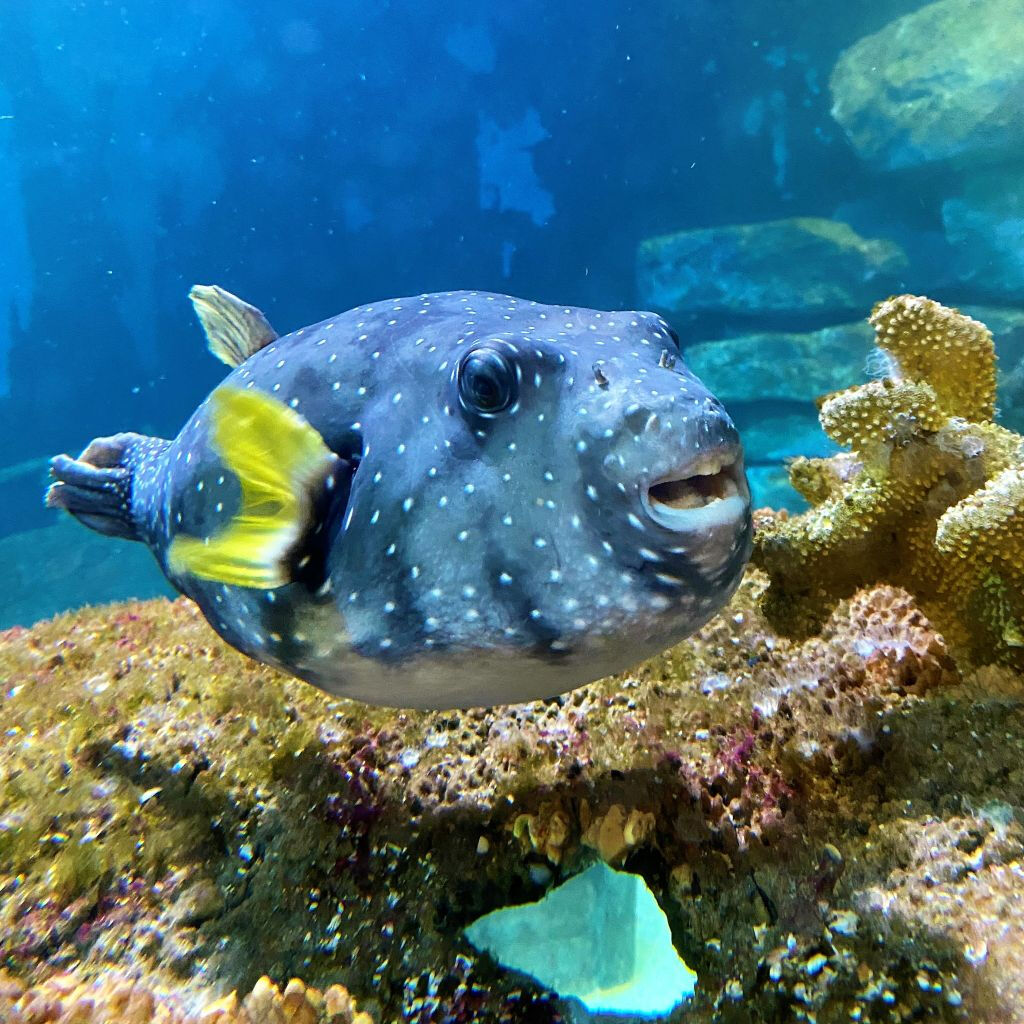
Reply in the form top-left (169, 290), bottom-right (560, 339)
top-left (2, 575), bottom-right (1024, 1023)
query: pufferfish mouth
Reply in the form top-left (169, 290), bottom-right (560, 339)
top-left (643, 450), bottom-right (749, 532)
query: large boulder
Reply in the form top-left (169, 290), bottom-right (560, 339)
top-left (686, 306), bottom-right (1024, 416)
top-left (974, 305), bottom-right (1024, 435)
top-left (685, 321), bottom-right (875, 405)
top-left (747, 464), bottom-right (803, 512)
top-left (943, 173), bottom-right (1024, 300)
top-left (830, 0), bottom-right (1024, 170)
top-left (637, 218), bottom-right (906, 319)
top-left (0, 518), bottom-right (172, 629)
top-left (737, 409), bottom-right (839, 465)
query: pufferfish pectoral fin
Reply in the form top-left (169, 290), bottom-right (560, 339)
top-left (167, 388), bottom-right (349, 590)
top-left (189, 284), bottom-right (279, 367)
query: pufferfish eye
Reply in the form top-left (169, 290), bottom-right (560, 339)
top-left (457, 346), bottom-right (518, 416)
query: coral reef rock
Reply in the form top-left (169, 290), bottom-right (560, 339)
top-left (3, 562), bottom-right (1024, 1021)
top-left (636, 217), bottom-right (906, 319)
top-left (830, 0), bottom-right (1024, 170)
top-left (754, 295), bottom-right (1024, 668)
top-left (0, 971), bottom-right (373, 1024)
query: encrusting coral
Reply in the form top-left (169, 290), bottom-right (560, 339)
top-left (0, 971), bottom-right (373, 1024)
top-left (753, 294), bottom-right (1024, 666)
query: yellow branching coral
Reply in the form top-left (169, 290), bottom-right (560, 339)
top-left (753, 295), bottom-right (1024, 667)
top-left (870, 294), bottom-right (996, 421)
top-left (818, 379), bottom-right (945, 448)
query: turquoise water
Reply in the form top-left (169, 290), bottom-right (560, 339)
top-left (0, 0), bottom-right (1021, 627)
top-left (2, 5), bottom-right (1024, 1021)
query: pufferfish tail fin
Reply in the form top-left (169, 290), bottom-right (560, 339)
top-left (46, 433), bottom-right (169, 541)
top-left (189, 284), bottom-right (279, 368)
top-left (167, 388), bottom-right (344, 589)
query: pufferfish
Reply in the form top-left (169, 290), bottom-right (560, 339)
top-left (46, 287), bottom-right (751, 709)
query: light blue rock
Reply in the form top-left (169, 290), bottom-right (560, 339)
top-left (464, 861), bottom-right (697, 1018)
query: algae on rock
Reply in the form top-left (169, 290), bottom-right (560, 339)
top-left (636, 217), bottom-right (906, 319)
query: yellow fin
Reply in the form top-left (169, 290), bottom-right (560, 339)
top-left (167, 388), bottom-right (336, 588)
top-left (190, 284), bottom-right (279, 367)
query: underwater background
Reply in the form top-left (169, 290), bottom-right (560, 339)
top-left (4, 2), bottom-right (1024, 1023)
top-left (3, 0), bottom-right (1022, 626)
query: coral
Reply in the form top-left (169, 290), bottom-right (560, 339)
top-left (579, 803), bottom-right (656, 865)
top-left (753, 295), bottom-right (1024, 667)
top-left (0, 972), bottom-right (372, 1024)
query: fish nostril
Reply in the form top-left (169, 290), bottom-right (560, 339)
top-left (623, 402), bottom-right (652, 432)
top-left (593, 364), bottom-right (610, 389)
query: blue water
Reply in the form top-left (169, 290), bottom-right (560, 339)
top-left (0, 0), bottom-right (1019, 626)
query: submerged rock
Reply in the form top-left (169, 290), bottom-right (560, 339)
top-left (746, 464), bottom-right (802, 513)
top-left (943, 175), bottom-right (1024, 300)
top-left (0, 518), bottom-right (173, 630)
top-left (465, 861), bottom-right (697, 1017)
top-left (684, 322), bottom-right (875, 406)
top-left (636, 218), bottom-right (906, 319)
top-left (830, 0), bottom-right (1024, 170)
top-left (684, 306), bottom-right (1024, 470)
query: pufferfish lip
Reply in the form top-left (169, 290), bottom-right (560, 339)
top-left (642, 448), bottom-right (749, 532)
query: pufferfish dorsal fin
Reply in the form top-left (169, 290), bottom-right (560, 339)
top-left (167, 387), bottom-right (339, 589)
top-left (189, 284), bottom-right (279, 367)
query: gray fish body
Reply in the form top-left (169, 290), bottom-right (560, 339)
top-left (58, 291), bottom-right (751, 709)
